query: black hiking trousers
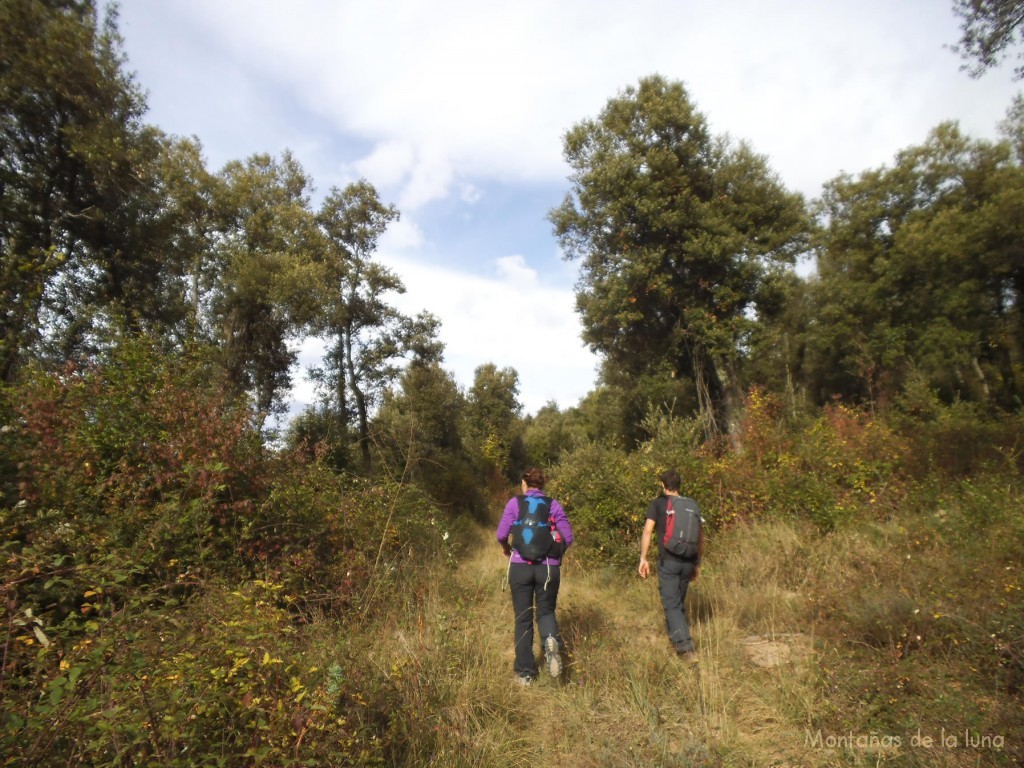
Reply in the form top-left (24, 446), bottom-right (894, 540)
top-left (508, 562), bottom-right (561, 679)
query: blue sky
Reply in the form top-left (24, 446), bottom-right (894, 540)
top-left (112, 0), bottom-right (1021, 415)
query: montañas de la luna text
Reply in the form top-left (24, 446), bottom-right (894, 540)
top-left (806, 729), bottom-right (1005, 750)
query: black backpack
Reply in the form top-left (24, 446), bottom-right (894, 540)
top-left (510, 494), bottom-right (559, 563)
top-left (662, 495), bottom-right (701, 560)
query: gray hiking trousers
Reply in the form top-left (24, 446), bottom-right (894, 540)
top-left (657, 554), bottom-right (697, 653)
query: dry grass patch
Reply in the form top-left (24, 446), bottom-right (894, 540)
top-left (363, 507), bottom-right (1021, 766)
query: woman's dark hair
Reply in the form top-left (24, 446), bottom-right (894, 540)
top-left (522, 467), bottom-right (546, 490)
top-left (660, 469), bottom-right (681, 492)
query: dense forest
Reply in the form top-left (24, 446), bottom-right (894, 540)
top-left (2, 1), bottom-right (1023, 766)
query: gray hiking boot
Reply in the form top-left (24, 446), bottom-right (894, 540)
top-left (544, 636), bottom-right (562, 678)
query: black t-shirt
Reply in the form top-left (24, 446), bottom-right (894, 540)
top-left (646, 495), bottom-right (672, 554)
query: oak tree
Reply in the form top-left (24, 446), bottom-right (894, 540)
top-left (1, 0), bottom-right (155, 378)
top-left (550, 75), bottom-right (807, 436)
top-left (806, 118), bottom-right (1024, 408)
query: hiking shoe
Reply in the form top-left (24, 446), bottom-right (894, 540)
top-left (677, 650), bottom-right (699, 666)
top-left (544, 636), bottom-right (562, 678)
top-left (515, 674), bottom-right (534, 687)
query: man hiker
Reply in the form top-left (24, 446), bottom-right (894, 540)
top-left (638, 469), bottom-right (704, 663)
top-left (496, 467), bottom-right (574, 685)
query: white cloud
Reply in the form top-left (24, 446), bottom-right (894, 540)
top-left (380, 253), bottom-right (598, 414)
top-left (346, 139), bottom-right (415, 189)
top-left (145, 0), bottom-right (1020, 200)
top-left (460, 184), bottom-right (483, 205)
top-left (379, 217), bottom-right (424, 251)
top-left (495, 255), bottom-right (538, 286)
top-left (286, 221), bottom-right (576, 415)
top-left (397, 146), bottom-right (454, 211)
top-left (291, 250), bottom-right (597, 415)
top-left (340, 141), bottom-right (454, 211)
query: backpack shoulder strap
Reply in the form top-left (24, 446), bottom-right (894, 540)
top-left (515, 494), bottom-right (527, 518)
top-left (517, 495), bottom-right (556, 531)
top-left (540, 494), bottom-right (553, 516)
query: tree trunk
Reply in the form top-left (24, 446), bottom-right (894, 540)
top-left (688, 341), bottom-right (737, 441)
top-left (188, 257), bottom-right (201, 341)
top-left (334, 336), bottom-right (347, 424)
top-left (343, 328), bottom-right (372, 474)
top-left (971, 356), bottom-right (991, 401)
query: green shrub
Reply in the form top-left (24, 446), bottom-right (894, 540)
top-left (552, 390), bottom-right (916, 566)
top-left (0, 338), bottom-right (455, 765)
top-left (241, 461), bottom-right (453, 619)
top-left (0, 583), bottom-right (402, 767)
top-left (549, 442), bottom-right (655, 567)
top-left (893, 386), bottom-right (1024, 479)
top-left (5, 340), bottom-right (264, 580)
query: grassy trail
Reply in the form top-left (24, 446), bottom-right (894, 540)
top-left (366, 504), bottom-right (1024, 767)
top-left (388, 520), bottom-right (825, 768)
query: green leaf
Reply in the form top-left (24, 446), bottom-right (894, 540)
top-left (31, 625), bottom-right (50, 647)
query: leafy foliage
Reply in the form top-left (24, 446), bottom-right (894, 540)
top-left (550, 75), bottom-right (809, 436)
top-left (953, 0), bottom-right (1024, 78)
top-left (805, 121), bottom-right (1024, 409)
top-left (552, 389), bottom-right (918, 566)
top-left (309, 181), bottom-right (445, 473)
top-left (372, 361), bottom-right (483, 518)
top-left (462, 364), bottom-right (525, 485)
top-left (211, 151), bottom-right (322, 419)
top-left (0, 337), bottom-right (453, 765)
top-left (0, 0), bottom-right (159, 380)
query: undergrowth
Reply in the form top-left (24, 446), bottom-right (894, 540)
top-left (2, 354), bottom-right (1021, 765)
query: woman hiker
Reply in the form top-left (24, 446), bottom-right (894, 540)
top-left (496, 467), bottom-right (574, 685)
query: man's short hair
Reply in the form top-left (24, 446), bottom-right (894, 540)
top-left (660, 469), bottom-right (681, 492)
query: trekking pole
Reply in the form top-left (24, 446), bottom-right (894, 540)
top-left (501, 551), bottom-right (512, 592)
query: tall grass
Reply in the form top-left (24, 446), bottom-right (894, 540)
top-left (374, 489), bottom-right (1022, 767)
